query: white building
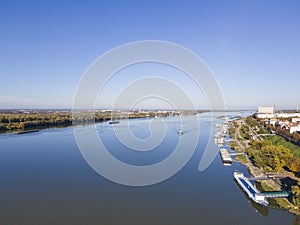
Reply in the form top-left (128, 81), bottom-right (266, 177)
top-left (257, 106), bottom-right (300, 119)
top-left (257, 106), bottom-right (275, 119)
top-left (277, 113), bottom-right (300, 118)
top-left (290, 125), bottom-right (300, 134)
top-left (258, 106), bottom-right (275, 114)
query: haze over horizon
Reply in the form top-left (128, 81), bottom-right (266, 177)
top-left (1, 1), bottom-right (300, 110)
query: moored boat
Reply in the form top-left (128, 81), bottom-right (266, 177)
top-left (234, 171), bottom-right (268, 207)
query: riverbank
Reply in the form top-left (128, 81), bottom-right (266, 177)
top-left (230, 118), bottom-right (300, 215)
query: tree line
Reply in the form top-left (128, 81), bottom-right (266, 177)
top-left (0, 111), bottom-right (180, 132)
top-left (248, 140), bottom-right (300, 174)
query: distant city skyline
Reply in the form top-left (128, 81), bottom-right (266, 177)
top-left (1, 1), bottom-right (300, 109)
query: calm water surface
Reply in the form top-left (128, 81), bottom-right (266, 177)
top-left (0, 112), bottom-right (299, 225)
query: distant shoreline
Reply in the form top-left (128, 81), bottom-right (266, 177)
top-left (0, 109), bottom-right (202, 134)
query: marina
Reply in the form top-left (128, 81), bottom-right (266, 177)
top-left (216, 118), bottom-right (292, 208)
top-left (214, 120), bottom-right (290, 208)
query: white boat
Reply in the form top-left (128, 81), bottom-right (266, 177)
top-left (234, 172), bottom-right (268, 207)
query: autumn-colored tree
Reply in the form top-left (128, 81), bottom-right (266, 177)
top-left (287, 157), bottom-right (300, 173)
top-left (292, 185), bottom-right (300, 207)
top-left (273, 157), bottom-right (285, 172)
top-left (251, 140), bottom-right (262, 150)
top-left (259, 145), bottom-right (292, 171)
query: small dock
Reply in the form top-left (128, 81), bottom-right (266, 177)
top-left (15, 129), bottom-right (39, 135)
top-left (220, 148), bottom-right (232, 163)
top-left (108, 120), bottom-right (119, 124)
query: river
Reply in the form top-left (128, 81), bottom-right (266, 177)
top-left (0, 112), bottom-right (299, 224)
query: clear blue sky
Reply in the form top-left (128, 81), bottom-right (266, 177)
top-left (1, 0), bottom-right (299, 109)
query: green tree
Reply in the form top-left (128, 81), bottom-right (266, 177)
top-left (292, 132), bottom-right (300, 143)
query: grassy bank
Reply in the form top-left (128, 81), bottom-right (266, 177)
top-left (235, 155), bottom-right (248, 164)
top-left (265, 135), bottom-right (300, 158)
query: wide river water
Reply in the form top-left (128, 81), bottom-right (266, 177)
top-left (0, 112), bottom-right (299, 225)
